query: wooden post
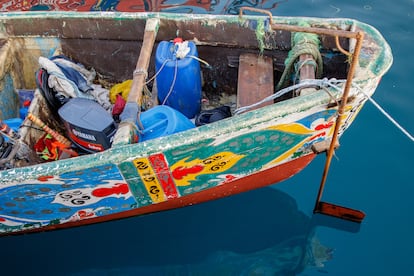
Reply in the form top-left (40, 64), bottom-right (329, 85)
top-left (127, 18), bottom-right (159, 105)
top-left (299, 54), bottom-right (315, 81)
top-left (297, 53), bottom-right (316, 95)
top-left (112, 18), bottom-right (159, 146)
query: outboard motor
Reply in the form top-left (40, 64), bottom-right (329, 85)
top-left (58, 98), bottom-right (117, 153)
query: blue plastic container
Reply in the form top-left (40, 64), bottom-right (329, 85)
top-left (140, 105), bottom-right (195, 142)
top-left (2, 118), bottom-right (23, 141)
top-left (19, 107), bottom-right (28, 119)
top-left (4, 118), bottom-right (23, 131)
top-left (155, 40), bottom-right (202, 118)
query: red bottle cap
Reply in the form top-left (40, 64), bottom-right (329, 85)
top-left (173, 37), bottom-right (183, 44)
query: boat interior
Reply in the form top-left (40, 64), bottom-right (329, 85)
top-left (0, 12), bottom-right (354, 169)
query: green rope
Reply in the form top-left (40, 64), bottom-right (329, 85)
top-left (276, 23), bottom-right (323, 91)
top-left (255, 19), bottom-right (266, 55)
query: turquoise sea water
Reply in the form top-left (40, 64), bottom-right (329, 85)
top-left (0, 1), bottom-right (413, 275)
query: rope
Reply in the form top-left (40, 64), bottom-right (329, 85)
top-left (328, 79), bottom-right (414, 142)
top-left (276, 29), bottom-right (323, 91)
top-left (133, 68), bottom-right (148, 79)
top-left (235, 78), bottom-right (338, 114)
top-left (188, 55), bottom-right (211, 68)
top-left (146, 58), bottom-right (170, 85)
top-left (236, 77), bottom-right (414, 143)
top-left (146, 41), bottom-right (209, 106)
top-left (357, 90), bottom-right (414, 142)
top-left (162, 59), bottom-right (178, 105)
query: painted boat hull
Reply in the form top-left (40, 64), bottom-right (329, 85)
top-left (0, 11), bottom-right (392, 235)
top-left (9, 154), bottom-right (315, 235)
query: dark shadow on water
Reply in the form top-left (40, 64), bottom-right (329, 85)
top-left (311, 212), bottom-right (362, 234)
top-left (0, 187), bottom-right (338, 275)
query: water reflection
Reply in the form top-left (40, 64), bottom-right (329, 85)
top-left (0, 0), bottom-right (287, 14)
top-left (0, 188), bottom-right (333, 275)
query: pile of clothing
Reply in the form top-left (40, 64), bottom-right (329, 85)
top-left (35, 55), bottom-right (112, 112)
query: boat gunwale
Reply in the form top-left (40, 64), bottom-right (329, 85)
top-left (0, 81), bottom-right (374, 184)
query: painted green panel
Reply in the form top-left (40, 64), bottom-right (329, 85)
top-left (164, 129), bottom-right (309, 195)
top-left (118, 161), bottom-right (152, 206)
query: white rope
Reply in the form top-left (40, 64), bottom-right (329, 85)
top-left (235, 77), bottom-right (414, 143)
top-left (188, 55), bottom-right (211, 68)
top-left (358, 90), bottom-right (414, 142)
top-left (146, 58), bottom-right (170, 85)
top-left (234, 78), bottom-right (341, 114)
top-left (324, 80), bottom-right (414, 142)
top-left (147, 40), bottom-right (209, 106)
top-left (162, 59), bottom-right (178, 105)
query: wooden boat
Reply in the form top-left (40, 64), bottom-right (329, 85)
top-left (0, 8), bottom-right (392, 236)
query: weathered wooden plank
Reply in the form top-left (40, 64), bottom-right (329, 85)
top-left (237, 53), bottom-right (274, 112)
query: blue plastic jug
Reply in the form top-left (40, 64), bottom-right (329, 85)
top-left (3, 118), bottom-right (23, 132)
top-left (155, 40), bottom-right (202, 119)
top-left (139, 105), bottom-right (195, 142)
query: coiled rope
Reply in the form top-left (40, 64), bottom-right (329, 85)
top-left (276, 23), bottom-right (323, 91)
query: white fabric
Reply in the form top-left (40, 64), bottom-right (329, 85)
top-left (52, 57), bottom-right (96, 84)
top-left (39, 56), bottom-right (113, 112)
top-left (38, 56), bottom-right (78, 98)
top-left (175, 41), bottom-right (190, 58)
top-left (89, 84), bottom-right (112, 112)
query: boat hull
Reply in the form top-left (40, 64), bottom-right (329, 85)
top-left (3, 153), bottom-right (314, 235)
top-left (0, 11), bottom-right (393, 235)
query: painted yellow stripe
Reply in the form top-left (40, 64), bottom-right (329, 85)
top-left (268, 123), bottom-right (314, 135)
top-left (133, 158), bottom-right (166, 203)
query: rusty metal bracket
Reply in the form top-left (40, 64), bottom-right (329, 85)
top-left (240, 7), bottom-right (366, 222)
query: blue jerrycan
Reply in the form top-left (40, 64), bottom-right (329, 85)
top-left (155, 39), bottom-right (202, 119)
top-left (139, 105), bottom-right (195, 142)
